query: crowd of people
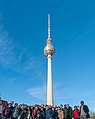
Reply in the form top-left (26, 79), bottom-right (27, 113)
top-left (0, 101), bottom-right (90, 119)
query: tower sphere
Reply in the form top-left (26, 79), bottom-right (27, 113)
top-left (44, 38), bottom-right (54, 57)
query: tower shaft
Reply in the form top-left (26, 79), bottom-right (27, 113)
top-left (44, 14), bottom-right (55, 106)
top-left (47, 54), bottom-right (53, 105)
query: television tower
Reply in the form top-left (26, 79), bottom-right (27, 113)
top-left (44, 14), bottom-right (55, 106)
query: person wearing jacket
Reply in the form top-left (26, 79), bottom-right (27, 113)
top-left (80, 101), bottom-right (90, 119)
top-left (57, 107), bottom-right (64, 119)
top-left (2, 104), bottom-right (12, 119)
top-left (73, 106), bottom-right (80, 119)
top-left (45, 105), bottom-right (54, 119)
top-left (12, 104), bottom-right (19, 119)
top-left (40, 107), bottom-right (46, 119)
top-left (35, 113), bottom-right (42, 119)
top-left (63, 104), bottom-right (73, 119)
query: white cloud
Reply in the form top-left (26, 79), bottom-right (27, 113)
top-left (26, 83), bottom-right (67, 102)
top-left (0, 16), bottom-right (46, 83)
top-left (26, 85), bottom-right (47, 101)
top-left (0, 27), bottom-right (16, 66)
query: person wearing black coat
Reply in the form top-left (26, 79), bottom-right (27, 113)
top-left (80, 101), bottom-right (90, 119)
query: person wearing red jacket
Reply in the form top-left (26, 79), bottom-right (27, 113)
top-left (73, 106), bottom-right (80, 119)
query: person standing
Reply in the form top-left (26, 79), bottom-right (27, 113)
top-left (52, 107), bottom-right (58, 119)
top-left (12, 104), bottom-right (19, 119)
top-left (73, 106), bottom-right (80, 119)
top-left (45, 105), bottom-right (54, 119)
top-left (2, 103), bottom-right (12, 119)
top-left (63, 104), bottom-right (73, 119)
top-left (57, 107), bottom-right (64, 119)
top-left (80, 101), bottom-right (90, 119)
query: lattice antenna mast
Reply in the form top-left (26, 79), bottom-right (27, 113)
top-left (48, 14), bottom-right (50, 39)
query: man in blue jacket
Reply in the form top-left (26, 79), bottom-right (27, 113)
top-left (45, 105), bottom-right (54, 119)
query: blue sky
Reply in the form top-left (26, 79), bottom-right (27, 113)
top-left (0, 0), bottom-right (95, 111)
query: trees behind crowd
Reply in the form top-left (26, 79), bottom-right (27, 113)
top-left (90, 112), bottom-right (95, 119)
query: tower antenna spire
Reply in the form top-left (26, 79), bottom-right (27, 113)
top-left (48, 14), bottom-right (50, 38)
